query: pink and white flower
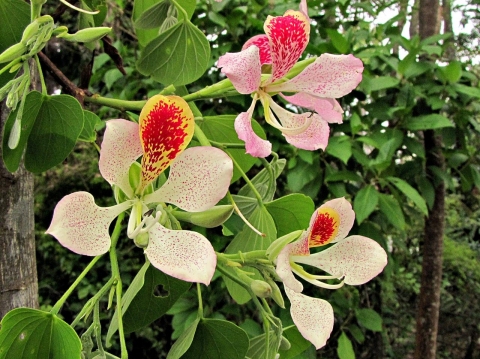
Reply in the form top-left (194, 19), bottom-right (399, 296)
top-left (46, 95), bottom-right (233, 285)
top-left (268, 198), bottom-right (387, 348)
top-left (218, 8), bottom-right (363, 157)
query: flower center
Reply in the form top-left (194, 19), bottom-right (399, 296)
top-left (308, 208), bottom-right (340, 247)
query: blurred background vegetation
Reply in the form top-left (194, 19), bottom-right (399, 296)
top-left (33, 0), bottom-right (480, 357)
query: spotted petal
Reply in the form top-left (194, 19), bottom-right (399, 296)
top-left (264, 10), bottom-right (310, 83)
top-left (234, 98), bottom-right (272, 158)
top-left (294, 235), bottom-right (388, 285)
top-left (144, 147), bottom-right (233, 212)
top-left (306, 198), bottom-right (355, 247)
top-left (281, 93), bottom-right (344, 124)
top-left (268, 100), bottom-right (330, 151)
top-left (218, 46), bottom-right (262, 94)
top-left (242, 35), bottom-right (272, 65)
top-left (285, 286), bottom-right (334, 349)
top-left (275, 232), bottom-right (311, 293)
top-left (145, 223), bottom-right (217, 285)
top-left (267, 54), bottom-right (363, 97)
top-left (139, 95), bottom-right (194, 190)
top-left (99, 119), bottom-right (143, 198)
top-left (46, 192), bottom-right (132, 256)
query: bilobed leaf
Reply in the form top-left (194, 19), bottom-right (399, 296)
top-left (133, 0), bottom-right (162, 46)
top-left (265, 194), bottom-right (314, 237)
top-left (387, 177), bottom-right (428, 215)
top-left (120, 266), bottom-right (190, 334)
top-left (106, 261), bottom-right (150, 344)
top-left (182, 319), bottom-right (249, 359)
top-left (278, 326), bottom-right (311, 359)
top-left (337, 332), bottom-right (355, 359)
top-left (137, 19), bottom-right (210, 86)
top-left (353, 185), bottom-right (378, 225)
top-left (198, 115), bottom-right (266, 182)
top-left (134, 0), bottom-right (170, 29)
top-left (378, 193), bottom-right (405, 230)
top-left (25, 95), bottom-right (84, 173)
top-left (0, 308), bottom-right (81, 359)
top-left (356, 308), bottom-right (383, 332)
top-left (2, 91), bottom-right (43, 172)
top-left (78, 110), bottom-right (101, 142)
top-left (403, 114), bottom-right (453, 131)
top-left (167, 318), bottom-right (200, 359)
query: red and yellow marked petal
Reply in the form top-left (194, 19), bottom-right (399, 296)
top-left (139, 95), bottom-right (194, 190)
top-left (308, 207), bottom-right (340, 247)
top-left (263, 10), bottom-right (310, 83)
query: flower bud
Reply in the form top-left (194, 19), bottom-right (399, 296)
top-left (21, 22), bottom-right (40, 44)
top-left (134, 232), bottom-right (149, 248)
top-left (250, 280), bottom-right (272, 298)
top-left (265, 276), bottom-right (285, 308)
top-left (57, 27), bottom-right (111, 43)
top-left (0, 43), bottom-right (26, 64)
top-left (279, 336), bottom-right (291, 350)
top-left (128, 161), bottom-right (141, 193)
top-left (172, 205), bottom-right (234, 228)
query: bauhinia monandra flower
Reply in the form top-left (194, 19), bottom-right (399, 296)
top-left (268, 198), bottom-right (387, 348)
top-left (218, 7), bottom-right (363, 157)
top-left (47, 95), bottom-right (233, 285)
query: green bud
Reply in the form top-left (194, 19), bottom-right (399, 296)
top-left (21, 22), bottom-right (40, 44)
top-left (159, 16), bottom-right (178, 34)
top-left (52, 26), bottom-right (69, 37)
top-left (172, 205), bottom-right (234, 228)
top-left (57, 27), bottom-right (112, 43)
top-left (134, 232), bottom-right (149, 248)
top-left (9, 62), bottom-right (23, 73)
top-left (279, 336), bottom-right (291, 351)
top-left (266, 230), bottom-right (304, 261)
top-left (250, 280), bottom-right (272, 298)
top-left (8, 117), bottom-right (21, 150)
top-left (36, 15), bottom-right (54, 25)
top-left (113, 185), bottom-right (128, 204)
top-left (0, 43), bottom-right (27, 64)
top-left (265, 276), bottom-right (285, 308)
top-left (128, 161), bottom-right (141, 193)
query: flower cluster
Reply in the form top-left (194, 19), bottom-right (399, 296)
top-left (47, 95), bottom-right (233, 285)
top-left (218, 7), bottom-right (363, 157)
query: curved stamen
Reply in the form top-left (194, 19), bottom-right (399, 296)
top-left (58, 0), bottom-right (100, 14)
top-left (291, 262), bottom-right (345, 290)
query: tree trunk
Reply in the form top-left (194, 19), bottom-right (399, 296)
top-left (414, 1), bottom-right (445, 358)
top-left (442, 0), bottom-right (456, 61)
top-left (0, 64), bottom-right (38, 319)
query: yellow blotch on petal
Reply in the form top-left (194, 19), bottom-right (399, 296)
top-left (138, 95), bottom-right (194, 191)
top-left (308, 207), bottom-right (340, 248)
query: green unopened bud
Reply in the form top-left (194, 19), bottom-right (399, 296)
top-left (172, 205), bottom-right (234, 228)
top-left (52, 26), bottom-right (69, 37)
top-left (21, 22), bottom-right (40, 44)
top-left (0, 43), bottom-right (27, 64)
top-left (250, 280), bottom-right (272, 298)
top-left (265, 276), bottom-right (285, 308)
top-left (9, 62), bottom-right (23, 73)
top-left (279, 336), bottom-right (291, 350)
top-left (128, 161), bottom-right (141, 193)
top-left (113, 185), bottom-right (128, 204)
top-left (266, 230), bottom-right (303, 261)
top-left (159, 16), bottom-right (178, 34)
top-left (57, 27), bottom-right (112, 43)
top-left (134, 232), bottom-right (149, 248)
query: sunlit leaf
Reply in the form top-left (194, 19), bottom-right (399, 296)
top-left (353, 185), bottom-right (378, 225)
top-left (337, 331), bottom-right (355, 359)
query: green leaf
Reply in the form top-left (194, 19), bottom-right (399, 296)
top-left (167, 318), bottom-right (200, 359)
top-left (133, 0), bottom-right (163, 46)
top-left (247, 331), bottom-right (282, 359)
top-left (279, 326), bottom-right (311, 359)
top-left (453, 83), bottom-right (480, 98)
top-left (0, 0), bottom-right (30, 87)
top-left (326, 136), bottom-right (352, 164)
top-left (325, 170), bottom-right (362, 183)
top-left (24, 95), bottom-right (84, 173)
top-left (265, 194), bottom-right (314, 237)
top-left (337, 331), bottom-right (355, 359)
top-left (137, 19), bottom-right (210, 86)
top-left (174, 0), bottom-right (195, 20)
top-left (134, 0), bottom-right (170, 29)
top-left (2, 91), bottom-right (43, 172)
top-left (403, 114), bottom-right (453, 131)
top-left (353, 185), bottom-right (378, 225)
top-left (326, 29), bottom-right (349, 54)
top-left (356, 308), bottom-right (383, 332)
top-left (347, 324), bottom-right (365, 344)
top-left (182, 319), bottom-right (249, 359)
top-left (438, 61), bottom-right (462, 84)
top-left (378, 193), bottom-right (405, 230)
top-left (106, 261), bottom-right (150, 344)
top-left (363, 76), bottom-right (399, 92)
top-left (198, 115), bottom-right (266, 182)
top-left (120, 266), bottom-right (191, 334)
top-left (386, 177), bottom-right (428, 215)
top-left (0, 308), bottom-right (81, 359)
top-left (78, 110), bottom-right (101, 142)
